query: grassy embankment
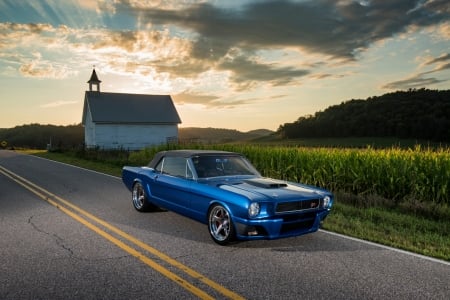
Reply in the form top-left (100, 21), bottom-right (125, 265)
top-left (31, 142), bottom-right (450, 261)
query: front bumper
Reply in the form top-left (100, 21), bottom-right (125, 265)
top-left (233, 210), bottom-right (330, 240)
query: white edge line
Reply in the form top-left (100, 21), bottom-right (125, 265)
top-left (20, 152), bottom-right (450, 266)
top-left (319, 229), bottom-right (450, 266)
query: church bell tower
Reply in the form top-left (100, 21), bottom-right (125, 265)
top-left (87, 68), bottom-right (101, 92)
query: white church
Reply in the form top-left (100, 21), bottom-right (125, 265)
top-left (81, 69), bottom-right (182, 150)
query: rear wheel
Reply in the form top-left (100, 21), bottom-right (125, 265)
top-left (132, 182), bottom-right (153, 212)
top-left (208, 204), bottom-right (235, 245)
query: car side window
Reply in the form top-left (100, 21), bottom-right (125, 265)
top-left (160, 157), bottom-right (192, 179)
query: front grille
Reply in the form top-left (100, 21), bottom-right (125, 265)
top-left (276, 199), bottom-right (322, 213)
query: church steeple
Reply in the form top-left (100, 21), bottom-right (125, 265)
top-left (87, 68), bottom-right (101, 92)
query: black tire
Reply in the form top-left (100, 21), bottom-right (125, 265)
top-left (132, 182), bottom-right (154, 212)
top-left (208, 204), bottom-right (235, 245)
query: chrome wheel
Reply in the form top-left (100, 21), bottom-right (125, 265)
top-left (208, 205), bottom-right (235, 245)
top-left (132, 182), bottom-right (149, 212)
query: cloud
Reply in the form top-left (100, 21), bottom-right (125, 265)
top-left (19, 57), bottom-right (76, 79)
top-left (436, 22), bottom-right (450, 39)
top-left (382, 74), bottom-right (445, 90)
top-left (0, 22), bottom-right (53, 50)
top-left (130, 0), bottom-right (450, 59)
top-left (173, 92), bottom-right (248, 108)
top-left (40, 100), bottom-right (78, 108)
top-left (423, 53), bottom-right (450, 65)
top-left (2, 0), bottom-right (449, 105)
top-left (309, 73), bottom-right (347, 80)
top-left (422, 53), bottom-right (450, 74)
top-left (96, 0), bottom-right (449, 93)
top-left (172, 92), bottom-right (219, 105)
top-left (218, 54), bottom-right (309, 88)
top-left (173, 92), bottom-right (248, 109)
top-left (0, 23), bottom-right (80, 78)
top-left (92, 30), bottom-right (138, 52)
top-left (383, 52), bottom-right (450, 90)
top-left (433, 62), bottom-right (450, 72)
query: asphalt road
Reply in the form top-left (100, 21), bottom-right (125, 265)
top-left (1, 150), bottom-right (449, 300)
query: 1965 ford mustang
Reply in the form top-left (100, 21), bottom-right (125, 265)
top-left (122, 150), bottom-right (333, 245)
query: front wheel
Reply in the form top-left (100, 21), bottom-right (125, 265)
top-left (132, 182), bottom-right (154, 212)
top-left (208, 204), bottom-right (235, 245)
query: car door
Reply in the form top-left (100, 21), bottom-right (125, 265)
top-left (151, 156), bottom-right (194, 214)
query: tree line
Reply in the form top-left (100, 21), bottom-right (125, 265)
top-left (0, 124), bottom-right (84, 149)
top-left (277, 89), bottom-right (450, 142)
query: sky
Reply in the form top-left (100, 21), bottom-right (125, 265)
top-left (0, 0), bottom-right (449, 132)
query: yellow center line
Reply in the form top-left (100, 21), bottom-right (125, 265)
top-left (0, 165), bottom-right (245, 300)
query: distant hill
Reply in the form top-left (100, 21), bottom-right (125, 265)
top-left (6, 89), bottom-right (447, 148)
top-left (0, 124), bottom-right (274, 149)
top-left (278, 89), bottom-right (450, 142)
top-left (179, 127), bottom-right (274, 143)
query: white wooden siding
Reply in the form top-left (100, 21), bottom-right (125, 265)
top-left (88, 123), bottom-right (178, 150)
top-left (84, 108), bottom-right (96, 147)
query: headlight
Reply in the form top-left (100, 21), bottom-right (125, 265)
top-left (323, 196), bottom-right (331, 208)
top-left (248, 202), bottom-right (260, 217)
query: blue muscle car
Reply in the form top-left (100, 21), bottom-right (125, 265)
top-left (122, 150), bottom-right (333, 245)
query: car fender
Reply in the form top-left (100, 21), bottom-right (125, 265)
top-left (130, 174), bottom-right (157, 201)
top-left (206, 198), bottom-right (247, 225)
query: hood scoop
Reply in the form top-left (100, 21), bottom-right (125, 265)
top-left (243, 178), bottom-right (288, 189)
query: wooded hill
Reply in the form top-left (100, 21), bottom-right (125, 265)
top-left (277, 89), bottom-right (450, 142)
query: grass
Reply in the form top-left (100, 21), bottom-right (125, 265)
top-left (27, 149), bottom-right (450, 261)
top-left (32, 151), bottom-right (123, 177)
top-left (324, 193), bottom-right (449, 261)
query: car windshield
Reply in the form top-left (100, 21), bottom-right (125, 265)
top-left (192, 155), bottom-right (260, 178)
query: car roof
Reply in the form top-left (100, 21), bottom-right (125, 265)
top-left (148, 150), bottom-right (242, 167)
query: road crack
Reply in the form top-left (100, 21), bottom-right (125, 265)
top-left (28, 215), bottom-right (74, 257)
top-left (27, 215), bottom-right (132, 262)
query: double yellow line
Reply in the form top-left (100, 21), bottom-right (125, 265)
top-left (0, 165), bottom-right (245, 300)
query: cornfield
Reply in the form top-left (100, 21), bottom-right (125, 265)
top-left (129, 144), bottom-right (450, 205)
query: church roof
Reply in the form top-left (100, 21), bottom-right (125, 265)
top-left (82, 91), bottom-right (182, 124)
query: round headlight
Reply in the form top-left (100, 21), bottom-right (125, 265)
top-left (323, 196), bottom-right (331, 208)
top-left (248, 202), bottom-right (260, 217)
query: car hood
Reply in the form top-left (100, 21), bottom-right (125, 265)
top-left (215, 177), bottom-right (325, 201)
